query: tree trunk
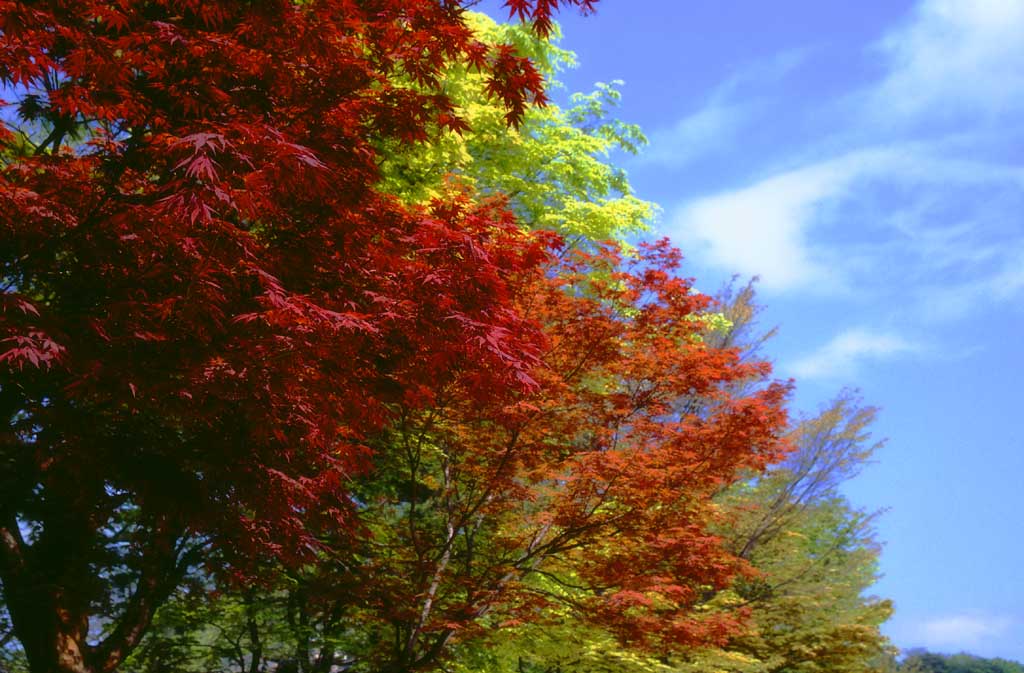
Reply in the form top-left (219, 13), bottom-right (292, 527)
top-left (3, 584), bottom-right (91, 673)
top-left (52, 621), bottom-right (91, 673)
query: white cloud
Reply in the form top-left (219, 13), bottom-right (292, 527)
top-left (873, 0), bottom-right (1024, 120)
top-left (667, 149), bottom-right (896, 293)
top-left (788, 328), bottom-right (921, 381)
top-left (916, 614), bottom-right (1015, 650)
top-left (667, 136), bottom-right (1024, 298)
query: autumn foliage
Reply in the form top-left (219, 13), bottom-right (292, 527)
top-left (339, 240), bottom-right (790, 671)
top-left (1, 2), bottom-right (793, 672)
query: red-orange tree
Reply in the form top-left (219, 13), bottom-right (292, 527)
top-left (360, 241), bottom-right (791, 668)
top-left (0, 1), bottom-right (595, 671)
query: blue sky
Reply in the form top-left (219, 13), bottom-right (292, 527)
top-left (481, 0), bottom-right (1024, 661)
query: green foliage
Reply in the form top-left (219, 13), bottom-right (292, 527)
top-left (377, 13), bottom-right (655, 243)
top-left (125, 588), bottom-right (263, 673)
top-left (124, 577), bottom-right (356, 673)
top-left (711, 495), bottom-right (894, 673)
top-left (451, 619), bottom-right (675, 673)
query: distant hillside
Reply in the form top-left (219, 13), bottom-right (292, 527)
top-left (897, 650), bottom-right (1024, 673)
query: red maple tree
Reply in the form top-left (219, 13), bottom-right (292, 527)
top-left (0, 1), bottom-right (595, 671)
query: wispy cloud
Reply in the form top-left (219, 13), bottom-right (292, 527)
top-left (639, 49), bottom-right (809, 168)
top-left (872, 0), bottom-right (1024, 122)
top-left (667, 157), bottom-right (853, 293)
top-left (788, 328), bottom-right (921, 381)
top-left (914, 614), bottom-right (1016, 650)
top-left (913, 245), bottom-right (1024, 321)
top-left (668, 147), bottom-right (1024, 321)
top-left (640, 100), bottom-right (747, 168)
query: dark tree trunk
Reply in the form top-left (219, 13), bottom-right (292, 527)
top-left (1, 565), bottom-right (90, 673)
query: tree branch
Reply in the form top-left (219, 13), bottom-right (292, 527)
top-left (89, 521), bottom-right (191, 673)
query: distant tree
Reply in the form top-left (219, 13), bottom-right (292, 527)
top-left (899, 651), bottom-right (1024, 673)
top-left (673, 283), bottom-right (895, 673)
top-left (461, 394), bottom-right (895, 673)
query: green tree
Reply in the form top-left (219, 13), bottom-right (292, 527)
top-left (377, 12), bottom-right (655, 244)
